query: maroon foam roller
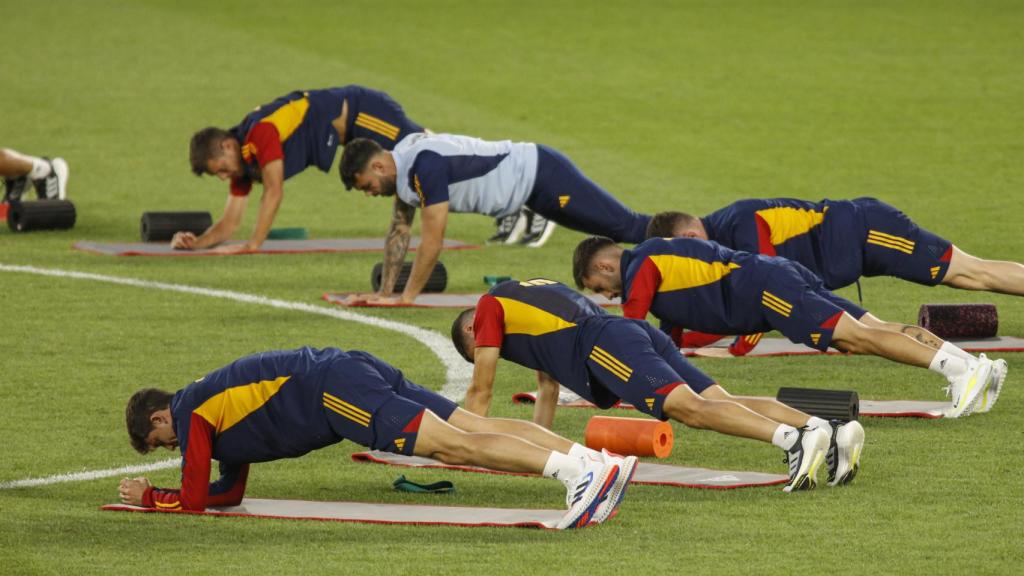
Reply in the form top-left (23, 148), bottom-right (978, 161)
top-left (918, 304), bottom-right (998, 339)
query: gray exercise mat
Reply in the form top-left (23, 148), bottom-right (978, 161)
top-left (102, 498), bottom-right (564, 529)
top-left (512, 390), bottom-right (951, 419)
top-left (684, 336), bottom-right (1024, 356)
top-left (323, 292), bottom-right (619, 308)
top-left (73, 237), bottom-right (478, 257)
top-left (352, 451), bottom-right (787, 489)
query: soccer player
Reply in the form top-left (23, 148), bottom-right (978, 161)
top-left (0, 148), bottom-right (68, 201)
top-left (118, 346), bottom-right (634, 530)
top-left (573, 235), bottom-right (1006, 418)
top-left (179, 86), bottom-right (424, 253)
top-left (337, 133), bottom-right (652, 304)
top-left (450, 279), bottom-right (866, 491)
top-left (645, 198), bottom-right (1024, 357)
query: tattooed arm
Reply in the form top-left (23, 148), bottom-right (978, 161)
top-left (379, 198), bottom-right (417, 296)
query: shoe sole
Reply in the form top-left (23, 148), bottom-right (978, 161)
top-left (946, 361), bottom-right (993, 418)
top-left (976, 360), bottom-right (1007, 414)
top-left (504, 213), bottom-right (528, 244)
top-left (784, 431), bottom-right (828, 492)
top-left (558, 465), bottom-right (619, 530)
top-left (52, 158), bottom-right (69, 200)
top-left (525, 221), bottom-right (557, 248)
top-left (828, 421), bottom-right (865, 487)
top-left (593, 456), bottom-right (638, 524)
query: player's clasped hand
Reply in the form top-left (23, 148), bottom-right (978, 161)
top-left (170, 231), bottom-right (197, 250)
top-left (118, 477), bottom-right (151, 506)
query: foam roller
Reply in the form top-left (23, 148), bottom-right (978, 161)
top-left (140, 211), bottom-right (213, 242)
top-left (777, 387), bottom-right (859, 422)
top-left (371, 261), bottom-right (448, 293)
top-left (584, 415), bottom-right (674, 458)
top-left (918, 303), bottom-right (998, 340)
top-left (7, 200), bottom-right (77, 232)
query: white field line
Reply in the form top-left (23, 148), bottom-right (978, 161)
top-left (0, 263), bottom-right (471, 490)
top-left (0, 458), bottom-right (181, 489)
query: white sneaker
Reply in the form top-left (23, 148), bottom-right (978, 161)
top-left (975, 357), bottom-right (1007, 414)
top-left (486, 210), bottom-right (528, 245)
top-left (783, 427), bottom-right (829, 492)
top-left (33, 157), bottom-right (68, 200)
top-left (591, 450), bottom-right (637, 523)
top-left (826, 420), bottom-right (864, 487)
top-left (943, 356), bottom-right (994, 418)
top-left (520, 209), bottom-right (557, 248)
top-left (557, 460), bottom-right (619, 530)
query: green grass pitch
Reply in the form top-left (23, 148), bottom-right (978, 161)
top-left (2, 1), bottom-right (1022, 574)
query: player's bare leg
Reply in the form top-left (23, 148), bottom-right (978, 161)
top-left (0, 148), bottom-right (34, 177)
top-left (700, 385), bottom-right (812, 428)
top-left (663, 384), bottom-right (778, 441)
top-left (942, 246), bottom-right (1024, 296)
top-left (446, 407), bottom-right (575, 454)
top-left (415, 410), bottom-right (550, 472)
top-left (857, 312), bottom-right (945, 350)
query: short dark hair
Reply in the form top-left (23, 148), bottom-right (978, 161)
top-left (189, 127), bottom-right (232, 176)
top-left (572, 236), bottom-right (616, 289)
top-left (451, 308), bottom-right (476, 363)
top-left (125, 388), bottom-right (174, 454)
top-left (646, 211), bottom-right (699, 239)
top-left (339, 138), bottom-right (385, 190)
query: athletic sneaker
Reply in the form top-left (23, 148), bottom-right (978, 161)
top-left (32, 157), bottom-right (68, 200)
top-left (486, 211), bottom-right (526, 244)
top-left (825, 420), bottom-right (865, 487)
top-left (519, 209), bottom-right (557, 248)
top-left (943, 355), bottom-right (994, 418)
top-left (557, 460), bottom-right (620, 530)
top-left (2, 175), bottom-right (29, 202)
top-left (783, 427), bottom-right (829, 492)
top-left (975, 356), bottom-right (1007, 414)
top-left (591, 450), bottom-right (638, 523)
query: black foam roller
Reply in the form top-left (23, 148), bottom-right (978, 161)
top-left (371, 261), bottom-right (447, 293)
top-left (140, 211), bottom-right (213, 242)
top-left (7, 200), bottom-right (76, 232)
top-left (918, 303), bottom-right (998, 340)
top-left (777, 387), bottom-right (859, 422)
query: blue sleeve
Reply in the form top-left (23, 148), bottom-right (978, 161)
top-left (409, 151), bottom-right (449, 208)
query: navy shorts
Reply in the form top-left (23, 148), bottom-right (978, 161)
top-left (340, 86), bottom-right (425, 150)
top-left (586, 319), bottom-right (716, 419)
top-left (760, 262), bottom-right (868, 351)
top-left (321, 351), bottom-right (456, 455)
top-left (858, 197), bottom-right (953, 286)
top-left (526, 145), bottom-right (651, 244)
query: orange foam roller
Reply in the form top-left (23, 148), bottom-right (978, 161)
top-left (584, 415), bottom-right (674, 459)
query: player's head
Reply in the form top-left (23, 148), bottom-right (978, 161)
top-left (451, 307), bottom-right (477, 363)
top-left (125, 388), bottom-right (178, 454)
top-left (573, 236), bottom-right (625, 298)
top-left (190, 127), bottom-right (243, 180)
top-left (646, 211), bottom-right (707, 240)
top-left (339, 138), bottom-right (397, 197)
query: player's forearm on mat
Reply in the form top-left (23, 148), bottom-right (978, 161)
top-left (381, 201), bottom-right (415, 294)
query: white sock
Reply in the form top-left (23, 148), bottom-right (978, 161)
top-left (940, 341), bottom-right (975, 362)
top-left (805, 416), bottom-right (833, 437)
top-left (27, 157), bottom-right (51, 180)
top-left (771, 424), bottom-right (800, 451)
top-left (929, 349), bottom-right (970, 378)
top-left (568, 442), bottom-right (602, 462)
top-left (542, 451), bottom-right (583, 487)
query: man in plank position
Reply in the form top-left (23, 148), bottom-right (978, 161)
top-left (118, 346), bottom-right (634, 530)
top-left (180, 85), bottom-right (424, 253)
top-left (645, 198), bottom-right (1024, 376)
top-left (573, 235), bottom-right (1005, 418)
top-left (337, 133), bottom-right (652, 304)
top-left (450, 279), bottom-right (866, 491)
